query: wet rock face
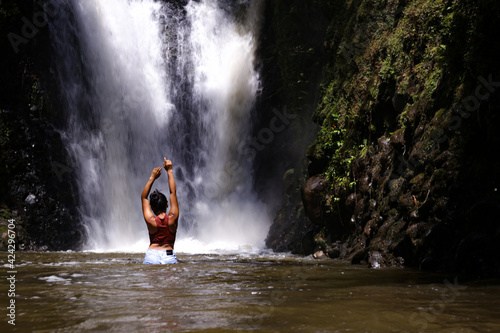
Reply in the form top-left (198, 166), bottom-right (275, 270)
top-left (0, 108), bottom-right (84, 251)
top-left (301, 175), bottom-right (329, 226)
top-left (264, 0), bottom-right (500, 277)
top-left (0, 2), bottom-right (84, 251)
top-left (265, 168), bottom-right (316, 255)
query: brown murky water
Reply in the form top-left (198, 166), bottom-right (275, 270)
top-left (2, 251), bottom-right (500, 332)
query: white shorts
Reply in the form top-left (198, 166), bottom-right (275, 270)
top-left (143, 249), bottom-right (178, 264)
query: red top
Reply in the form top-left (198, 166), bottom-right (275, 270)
top-left (149, 215), bottom-right (176, 245)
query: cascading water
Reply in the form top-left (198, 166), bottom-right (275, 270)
top-left (49, 0), bottom-right (269, 252)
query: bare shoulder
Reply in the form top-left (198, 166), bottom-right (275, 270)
top-left (168, 212), bottom-right (178, 224)
top-left (145, 214), bottom-right (157, 226)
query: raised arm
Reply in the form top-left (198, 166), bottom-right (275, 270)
top-left (164, 158), bottom-right (179, 226)
top-left (141, 167), bottom-right (162, 223)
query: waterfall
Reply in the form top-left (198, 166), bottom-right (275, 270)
top-left (49, 0), bottom-right (269, 252)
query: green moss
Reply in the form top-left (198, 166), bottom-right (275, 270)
top-left (296, 206), bottom-right (304, 220)
top-left (306, 0), bottom-right (465, 211)
top-left (389, 178), bottom-right (405, 199)
top-left (0, 208), bottom-right (12, 220)
top-left (410, 173), bottom-right (425, 187)
top-left (432, 168), bottom-right (448, 183)
top-left (388, 208), bottom-right (399, 219)
top-left (283, 168), bottom-right (295, 183)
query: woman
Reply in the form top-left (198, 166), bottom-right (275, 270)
top-left (141, 158), bottom-right (179, 264)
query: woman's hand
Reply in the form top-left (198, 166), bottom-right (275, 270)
top-left (150, 167), bottom-right (162, 180)
top-left (164, 158), bottom-right (172, 171)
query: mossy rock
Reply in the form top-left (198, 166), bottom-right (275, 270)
top-left (283, 168), bottom-right (295, 183)
top-left (388, 177), bottom-right (405, 203)
top-left (410, 173), bottom-right (426, 190)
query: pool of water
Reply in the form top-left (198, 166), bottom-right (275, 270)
top-left (2, 251), bottom-right (500, 332)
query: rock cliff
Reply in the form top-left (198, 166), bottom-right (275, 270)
top-left (263, 0), bottom-right (500, 277)
top-left (0, 0), bottom-right (83, 250)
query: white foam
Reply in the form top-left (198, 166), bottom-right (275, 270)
top-left (174, 236), bottom-right (266, 255)
top-left (39, 275), bottom-right (72, 284)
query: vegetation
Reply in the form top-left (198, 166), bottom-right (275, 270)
top-left (265, 0), bottom-right (500, 276)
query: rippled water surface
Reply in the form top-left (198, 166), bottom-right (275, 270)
top-left (2, 251), bottom-right (500, 332)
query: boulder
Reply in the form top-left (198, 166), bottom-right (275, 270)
top-left (301, 175), bottom-right (329, 226)
top-left (313, 250), bottom-right (327, 259)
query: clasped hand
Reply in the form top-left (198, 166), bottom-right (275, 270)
top-left (150, 157), bottom-right (173, 179)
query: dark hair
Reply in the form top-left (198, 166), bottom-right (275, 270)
top-left (150, 190), bottom-right (168, 214)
